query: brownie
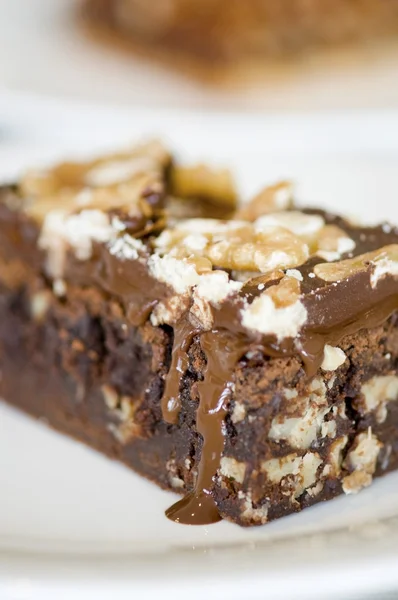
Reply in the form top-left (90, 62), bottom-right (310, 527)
top-left (1, 141), bottom-right (398, 527)
top-left (82, 0), bottom-right (398, 65)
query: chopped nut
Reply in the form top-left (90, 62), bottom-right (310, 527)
top-left (183, 255), bottom-right (213, 274)
top-left (155, 208), bottom-right (356, 285)
top-left (359, 375), bottom-right (398, 424)
top-left (170, 163), bottom-right (237, 209)
top-left (327, 374), bottom-right (337, 390)
top-left (166, 458), bottom-right (186, 489)
top-left (240, 270), bottom-right (285, 295)
top-left (306, 480), bottom-right (324, 497)
top-left (231, 401), bottom-right (246, 424)
top-left (108, 234), bottom-right (146, 261)
top-left (170, 475), bottom-right (185, 489)
top-left (321, 345), bottom-right (347, 371)
top-left (344, 430), bottom-right (382, 475)
top-left (22, 141), bottom-right (168, 245)
top-left (22, 140), bottom-right (169, 198)
top-left (262, 452), bottom-right (322, 499)
top-left (220, 457), bottom-right (246, 484)
top-left (150, 295), bottom-right (190, 327)
top-left (255, 211), bottom-right (324, 237)
top-left (371, 249), bottom-right (398, 287)
top-left (156, 218), bottom-right (309, 273)
top-left (190, 270), bottom-right (243, 329)
top-left (265, 275), bottom-right (301, 308)
top-left (238, 490), bottom-right (269, 525)
top-left (314, 244), bottom-right (398, 283)
top-left (235, 181), bottom-right (293, 221)
top-left (206, 227), bottom-right (309, 273)
top-left (328, 436), bottom-right (349, 476)
top-left (342, 471), bottom-right (373, 494)
top-left (148, 254), bottom-right (200, 294)
top-left (321, 419), bottom-right (337, 439)
top-left (241, 281), bottom-right (307, 340)
top-left (85, 155), bottom-right (160, 187)
top-left (269, 377), bottom-right (329, 449)
top-left (39, 209), bottom-right (114, 277)
top-left (262, 453), bottom-right (302, 483)
top-left (314, 225), bottom-right (356, 261)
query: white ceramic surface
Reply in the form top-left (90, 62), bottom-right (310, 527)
top-left (0, 94), bottom-right (398, 599)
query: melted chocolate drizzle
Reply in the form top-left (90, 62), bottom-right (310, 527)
top-left (164, 330), bottom-right (247, 524)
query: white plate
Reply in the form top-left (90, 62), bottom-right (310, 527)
top-left (1, 93), bottom-right (398, 600)
top-left (1, 0), bottom-right (398, 111)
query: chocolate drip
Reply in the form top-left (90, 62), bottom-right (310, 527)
top-left (161, 319), bottom-right (200, 424)
top-left (165, 330), bottom-right (248, 525)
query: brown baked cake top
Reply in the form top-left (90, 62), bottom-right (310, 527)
top-left (4, 140), bottom-right (398, 524)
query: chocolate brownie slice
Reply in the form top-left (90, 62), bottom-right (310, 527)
top-left (82, 0), bottom-right (398, 64)
top-left (1, 141), bottom-right (398, 526)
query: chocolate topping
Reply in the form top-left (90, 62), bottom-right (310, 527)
top-left (164, 330), bottom-right (247, 524)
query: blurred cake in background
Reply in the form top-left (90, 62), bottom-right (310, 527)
top-left (82, 0), bottom-right (398, 68)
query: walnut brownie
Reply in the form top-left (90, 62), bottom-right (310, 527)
top-left (0, 141), bottom-right (398, 526)
top-left (82, 0), bottom-right (398, 64)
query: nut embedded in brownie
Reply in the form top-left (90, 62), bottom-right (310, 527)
top-left (0, 140), bottom-right (398, 527)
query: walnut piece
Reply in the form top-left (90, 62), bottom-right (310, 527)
top-left (321, 345), bottom-right (347, 371)
top-left (235, 181), bottom-right (293, 221)
top-left (359, 375), bottom-right (398, 424)
top-left (207, 227), bottom-right (309, 272)
top-left (262, 452), bottom-right (323, 499)
top-left (220, 456), bottom-right (246, 484)
top-left (314, 244), bottom-right (398, 283)
top-left (269, 377), bottom-right (330, 449)
top-left (155, 218), bottom-right (310, 273)
top-left (170, 163), bottom-right (237, 209)
top-left (22, 140), bottom-right (169, 233)
top-left (265, 275), bottom-right (301, 308)
top-left (314, 225), bottom-right (356, 261)
top-left (342, 430), bottom-right (383, 494)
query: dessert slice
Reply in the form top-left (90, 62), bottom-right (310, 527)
top-left (1, 141), bottom-right (397, 527)
top-left (82, 0), bottom-right (398, 65)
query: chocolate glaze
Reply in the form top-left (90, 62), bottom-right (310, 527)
top-left (165, 330), bottom-right (247, 524)
top-left (1, 186), bottom-right (398, 526)
top-left (66, 245), bottom-right (170, 327)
